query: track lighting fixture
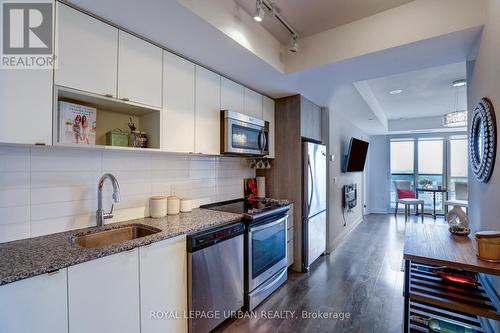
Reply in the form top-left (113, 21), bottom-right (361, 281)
top-left (253, 0), bottom-right (265, 22)
top-left (251, 0), bottom-right (299, 53)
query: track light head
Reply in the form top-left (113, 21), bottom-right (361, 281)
top-left (289, 34), bottom-right (299, 53)
top-left (254, 0), bottom-right (265, 22)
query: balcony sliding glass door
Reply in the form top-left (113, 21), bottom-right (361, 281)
top-left (390, 139), bottom-right (415, 209)
top-left (417, 139), bottom-right (444, 214)
top-left (448, 137), bottom-right (468, 199)
top-left (389, 134), bottom-right (468, 216)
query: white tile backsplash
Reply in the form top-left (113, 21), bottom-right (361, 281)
top-left (31, 148), bottom-right (100, 172)
top-left (0, 146), bottom-right (254, 242)
top-left (0, 221), bottom-right (30, 243)
top-left (0, 188), bottom-right (29, 208)
top-left (0, 147), bottom-right (30, 172)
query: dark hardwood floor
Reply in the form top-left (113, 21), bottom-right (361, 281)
top-left (217, 213), bottom-right (446, 333)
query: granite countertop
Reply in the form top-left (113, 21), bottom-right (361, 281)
top-left (0, 208), bottom-right (242, 286)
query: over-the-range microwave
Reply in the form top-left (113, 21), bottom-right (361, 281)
top-left (221, 110), bottom-right (269, 156)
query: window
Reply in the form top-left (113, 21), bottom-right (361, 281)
top-left (390, 140), bottom-right (414, 208)
top-left (449, 137), bottom-right (468, 199)
top-left (389, 135), bottom-right (468, 215)
top-left (417, 139), bottom-right (444, 212)
top-left (391, 140), bottom-right (414, 174)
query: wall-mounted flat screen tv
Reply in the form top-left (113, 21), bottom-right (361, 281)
top-left (344, 138), bottom-right (369, 172)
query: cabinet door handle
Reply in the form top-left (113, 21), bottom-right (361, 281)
top-left (121, 97), bottom-right (130, 102)
top-left (104, 93), bottom-right (113, 98)
top-left (34, 142), bottom-right (46, 146)
top-left (47, 270), bottom-right (60, 276)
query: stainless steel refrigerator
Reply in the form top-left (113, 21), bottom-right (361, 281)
top-left (302, 141), bottom-right (327, 272)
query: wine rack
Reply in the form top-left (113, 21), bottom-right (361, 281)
top-left (405, 262), bottom-right (498, 332)
top-left (409, 300), bottom-right (489, 332)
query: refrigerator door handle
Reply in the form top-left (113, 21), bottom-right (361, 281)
top-left (308, 156), bottom-right (314, 216)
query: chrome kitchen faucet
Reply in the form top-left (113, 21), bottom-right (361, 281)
top-left (96, 173), bottom-right (120, 227)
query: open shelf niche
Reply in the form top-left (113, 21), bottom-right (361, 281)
top-left (53, 86), bottom-right (161, 151)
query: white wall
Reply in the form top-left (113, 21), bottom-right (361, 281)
top-left (463, 2), bottom-right (500, 325)
top-left (466, 4), bottom-right (500, 324)
top-left (286, 0), bottom-right (486, 73)
top-left (0, 146), bottom-right (254, 243)
top-left (176, 0), bottom-right (284, 73)
top-left (366, 135), bottom-right (390, 214)
top-left (388, 116), bottom-right (466, 133)
top-left (327, 109), bottom-right (368, 251)
top-left (467, 0), bottom-right (500, 233)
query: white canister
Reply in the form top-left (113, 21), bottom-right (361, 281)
top-left (167, 196), bottom-right (180, 215)
top-left (149, 196), bottom-right (167, 218)
top-left (180, 198), bottom-right (192, 213)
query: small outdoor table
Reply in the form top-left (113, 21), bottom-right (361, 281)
top-left (416, 188), bottom-right (448, 219)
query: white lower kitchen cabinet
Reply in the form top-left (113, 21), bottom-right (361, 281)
top-left (0, 269), bottom-right (68, 333)
top-left (139, 235), bottom-right (187, 333)
top-left (67, 249), bottom-right (140, 333)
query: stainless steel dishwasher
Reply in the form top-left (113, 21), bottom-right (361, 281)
top-left (187, 222), bottom-right (245, 333)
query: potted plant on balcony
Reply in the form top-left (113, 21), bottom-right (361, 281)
top-left (419, 178), bottom-right (433, 189)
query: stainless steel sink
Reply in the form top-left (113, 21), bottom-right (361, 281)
top-left (72, 224), bottom-right (161, 248)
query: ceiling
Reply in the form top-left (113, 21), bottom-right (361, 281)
top-left (354, 62), bottom-right (467, 121)
top-left (235, 0), bottom-right (416, 43)
top-left (66, 0), bottom-right (481, 135)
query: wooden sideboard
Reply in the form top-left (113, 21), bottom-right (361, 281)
top-left (403, 223), bottom-right (500, 332)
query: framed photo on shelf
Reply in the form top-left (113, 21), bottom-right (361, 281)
top-left (59, 101), bottom-right (97, 145)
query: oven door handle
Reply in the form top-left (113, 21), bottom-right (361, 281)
top-left (250, 267), bottom-right (287, 295)
top-left (249, 216), bottom-right (287, 232)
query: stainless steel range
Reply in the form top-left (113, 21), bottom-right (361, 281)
top-left (201, 198), bottom-right (290, 310)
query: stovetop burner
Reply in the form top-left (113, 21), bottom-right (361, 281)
top-left (201, 198), bottom-right (290, 222)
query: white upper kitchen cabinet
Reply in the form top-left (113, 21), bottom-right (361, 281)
top-left (0, 69), bottom-right (52, 145)
top-left (195, 66), bottom-right (221, 155)
top-left (118, 31), bottom-right (163, 108)
top-left (139, 236), bottom-right (187, 333)
top-left (221, 77), bottom-right (244, 113)
top-left (55, 2), bottom-right (118, 97)
top-left (312, 103), bottom-right (323, 142)
top-left (163, 51), bottom-right (195, 153)
top-left (244, 88), bottom-right (263, 119)
top-left (262, 96), bottom-right (275, 158)
top-left (0, 269), bottom-right (68, 333)
top-left (300, 96), bottom-right (322, 142)
top-left (68, 249), bottom-right (140, 333)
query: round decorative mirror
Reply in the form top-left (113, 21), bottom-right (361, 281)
top-left (469, 98), bottom-right (496, 183)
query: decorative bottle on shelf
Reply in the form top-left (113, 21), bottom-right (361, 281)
top-left (415, 265), bottom-right (478, 286)
top-left (410, 315), bottom-right (478, 333)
